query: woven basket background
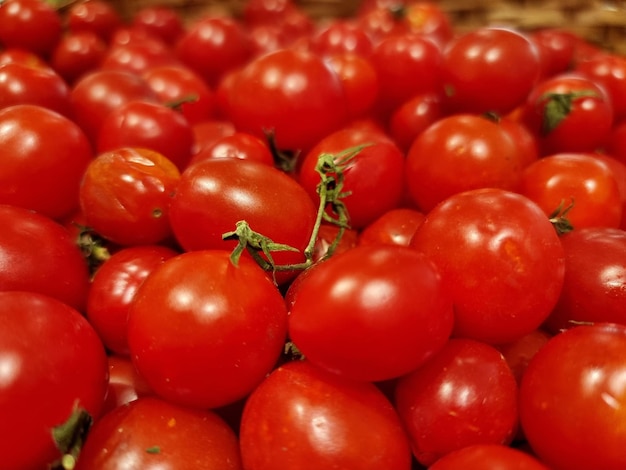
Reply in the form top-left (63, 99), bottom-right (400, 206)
top-left (108, 0), bottom-right (626, 54)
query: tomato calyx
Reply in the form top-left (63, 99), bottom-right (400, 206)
top-left (50, 405), bottom-right (93, 470)
top-left (265, 128), bottom-right (301, 174)
top-left (548, 198), bottom-right (575, 234)
top-left (74, 224), bottom-right (111, 275)
top-left (222, 145), bottom-right (366, 280)
top-left (164, 94), bottom-right (199, 111)
top-left (539, 89), bottom-right (601, 135)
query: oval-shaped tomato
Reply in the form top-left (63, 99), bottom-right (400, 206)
top-left (394, 338), bottom-right (519, 467)
top-left (520, 323), bottom-right (626, 470)
top-left (75, 396), bottom-right (243, 470)
top-left (0, 291), bottom-right (108, 470)
top-left (127, 250), bottom-right (288, 409)
top-left (189, 131), bottom-right (274, 167)
top-left (240, 360), bottom-right (412, 470)
top-left (410, 188), bottom-right (565, 344)
top-left (429, 444), bottom-right (550, 470)
top-left (289, 244), bottom-right (454, 382)
top-left (0, 0), bottom-right (62, 57)
top-left (66, 0), bottom-right (122, 42)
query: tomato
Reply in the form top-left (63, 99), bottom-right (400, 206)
top-left (543, 227), bottom-right (626, 333)
top-left (298, 126), bottom-right (405, 229)
top-left (188, 131), bottom-right (274, 167)
top-left (0, 291), bottom-right (108, 470)
top-left (519, 152), bottom-right (622, 229)
top-left (395, 338), bottom-right (519, 467)
top-left (0, 0), bottom-right (62, 57)
top-left (225, 48), bottom-right (349, 153)
top-left (388, 92), bottom-right (444, 153)
top-left (520, 73), bottom-right (614, 155)
top-left (239, 360), bottom-right (412, 470)
top-left (66, 0), bottom-right (123, 42)
top-left (169, 158), bottom-right (317, 284)
top-left (497, 329), bottom-right (553, 385)
top-left (429, 444), bottom-right (550, 470)
top-left (577, 53), bottom-right (626, 122)
top-left (530, 28), bottom-right (577, 80)
top-left (402, 1), bottom-right (454, 46)
top-left (441, 27), bottom-right (541, 115)
top-left (410, 188), bottom-right (565, 344)
top-left (358, 207), bottom-right (426, 247)
top-left (0, 204), bottom-right (91, 312)
top-left (50, 31), bottom-right (108, 85)
top-left (102, 355), bottom-right (153, 414)
top-left (308, 19), bottom-right (374, 57)
top-left (75, 396), bottom-right (243, 470)
top-left (242, 0), bottom-right (297, 26)
top-left (96, 100), bottom-right (194, 170)
top-left (405, 114), bottom-right (526, 212)
top-left (175, 16), bottom-right (253, 88)
top-left (127, 250), bottom-right (288, 409)
top-left (87, 245), bottom-right (179, 355)
top-left (288, 243), bottom-right (453, 382)
top-left (594, 153), bottom-right (626, 229)
top-left (0, 46), bottom-right (49, 68)
top-left (101, 37), bottom-right (181, 76)
top-left (0, 104), bottom-right (94, 220)
top-left (519, 323), bottom-right (626, 470)
top-left (311, 221), bottom-right (360, 262)
top-left (191, 119), bottom-right (236, 155)
top-left (131, 6), bottom-right (185, 45)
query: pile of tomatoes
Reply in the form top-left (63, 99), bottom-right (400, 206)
top-left (2, 0), bottom-right (626, 468)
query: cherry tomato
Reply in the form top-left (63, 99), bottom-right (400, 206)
top-left (131, 6), bottom-right (185, 45)
top-left (100, 37), bottom-right (181, 76)
top-left (242, 0), bottom-right (297, 26)
top-left (594, 153), bottom-right (626, 229)
top-left (0, 104), bottom-right (94, 220)
top-left (309, 19), bottom-right (374, 57)
top-left (102, 355), bottom-right (153, 414)
top-left (530, 28), bottom-right (577, 80)
top-left (127, 250), bottom-right (288, 409)
top-left (288, 244), bottom-right (453, 381)
top-left (520, 323), bottom-right (626, 470)
top-left (0, 291), bottom-right (108, 470)
top-left (497, 329), bottom-right (553, 385)
top-left (358, 207), bottom-right (426, 247)
top-left (50, 31), bottom-right (108, 85)
top-left (191, 119), bottom-right (236, 155)
top-left (87, 244), bottom-right (179, 355)
top-left (577, 53), bottom-right (626, 122)
top-left (240, 360), bottom-right (412, 470)
top-left (0, 0), bottom-right (62, 57)
top-left (429, 444), bottom-right (550, 470)
top-left (66, 0), bottom-right (123, 42)
top-left (395, 338), bottom-right (519, 467)
top-left (410, 188), bottom-right (565, 344)
top-left (388, 92), bottom-right (444, 153)
top-left (75, 396), bottom-right (243, 470)
top-left (188, 131), bottom-right (274, 167)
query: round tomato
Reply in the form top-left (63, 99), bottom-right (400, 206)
top-left (429, 444), bottom-right (550, 470)
top-left (102, 355), bottom-right (154, 415)
top-left (131, 6), bottom-right (185, 45)
top-left (520, 323), bottom-right (626, 470)
top-left (99, 38), bottom-right (180, 76)
top-left (576, 52), bottom-right (626, 122)
top-left (308, 19), bottom-right (374, 57)
top-left (189, 131), bottom-right (274, 167)
top-left (358, 207), bottom-right (426, 247)
top-left (66, 0), bottom-right (123, 42)
top-left (50, 31), bottom-right (108, 85)
top-left (0, 0), bottom-right (62, 57)
top-left (388, 92), bottom-right (444, 153)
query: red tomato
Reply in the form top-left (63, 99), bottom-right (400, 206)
top-left (395, 338), bottom-right (519, 467)
top-left (0, 291), bottom-right (108, 470)
top-left (75, 396), bottom-right (243, 470)
top-left (66, 0), bottom-right (123, 42)
top-left (577, 53), bottom-right (626, 122)
top-left (0, 104), bottom-right (94, 220)
top-left (87, 244), bottom-right (179, 355)
top-left (189, 131), bottom-right (274, 167)
top-left (309, 19), bottom-right (374, 57)
top-left (519, 152), bottom-right (622, 229)
top-left (405, 114), bottom-right (525, 212)
top-left (0, 46), bottom-right (49, 68)
top-left (520, 323), bottom-right (626, 470)
top-left (0, 0), bottom-right (62, 57)
top-left (410, 188), bottom-right (565, 344)
top-left (0, 204), bottom-right (91, 312)
top-left (441, 27), bottom-right (541, 115)
top-left (530, 28), bottom-right (577, 80)
top-left (240, 360), bottom-right (412, 470)
top-left (79, 147), bottom-right (181, 246)
top-left (191, 119), bottom-right (236, 155)
top-left (288, 244), bottom-right (453, 381)
top-left (358, 207), bottom-right (426, 247)
top-left (242, 0), bottom-right (297, 26)
top-left (102, 355), bottom-right (153, 414)
top-left (50, 31), bottom-right (108, 85)
top-left (594, 153), bottom-right (626, 229)
top-left (225, 48), bottom-right (349, 153)
top-left (127, 250), bottom-right (288, 409)
top-left (543, 227), bottom-right (626, 332)
top-left (497, 329), bottom-right (553, 385)
top-left (131, 6), bottom-right (185, 45)
top-left (429, 444), bottom-right (550, 470)
top-left (402, 1), bottom-right (454, 46)
top-left (100, 38), bottom-right (181, 76)
top-left (388, 92), bottom-right (444, 153)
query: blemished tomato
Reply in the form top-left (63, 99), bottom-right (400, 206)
top-left (0, 104), bottom-right (94, 221)
top-left (0, 291), bottom-right (108, 470)
top-left (79, 147), bottom-right (181, 246)
top-left (440, 27), bottom-right (541, 115)
top-left (102, 355), bottom-right (153, 415)
top-left (87, 244), bottom-right (179, 355)
top-left (520, 323), bottom-right (626, 470)
top-left (0, 0), bottom-right (62, 57)
top-left (75, 396), bottom-right (243, 470)
top-left (239, 360), bottom-right (412, 470)
top-left (405, 114), bottom-right (526, 212)
top-left (410, 188), bottom-right (565, 344)
top-left (428, 444), bottom-right (550, 470)
top-left (66, 0), bottom-right (123, 42)
top-left (127, 250), bottom-right (288, 409)
top-left (519, 152), bottom-right (622, 229)
top-left (0, 204), bottom-right (91, 312)
top-left (358, 207), bottom-right (426, 247)
top-left (288, 244), bottom-right (454, 382)
top-left (394, 338), bottom-right (519, 467)
top-left (543, 227), bottom-right (626, 333)
top-left (50, 31), bottom-right (108, 85)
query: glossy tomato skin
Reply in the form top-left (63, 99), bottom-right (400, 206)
top-left (75, 396), bottom-right (243, 470)
top-left (394, 339), bottom-right (519, 467)
top-left (189, 131), bottom-right (274, 167)
top-left (0, 0), bottom-right (62, 57)
top-left (50, 31), bottom-right (108, 85)
top-left (0, 104), bottom-right (94, 220)
top-left (127, 250), bottom-right (288, 409)
top-left (0, 291), bottom-right (108, 470)
top-left (441, 27), bottom-right (541, 115)
top-left (240, 360), bottom-right (412, 470)
top-left (543, 227), bottom-right (626, 333)
top-left (530, 28), bottom-right (577, 80)
top-left (520, 323), bottom-right (626, 470)
top-left (225, 48), bottom-right (349, 153)
top-left (131, 6), bottom-right (185, 45)
top-left (289, 245), bottom-right (454, 382)
top-left (358, 207), bottom-right (426, 247)
top-left (0, 205), bottom-right (91, 312)
top-left (576, 53), bottom-right (626, 122)
top-left (169, 158), bottom-right (317, 284)
top-left (99, 38), bottom-right (181, 76)
top-left (87, 245), bottom-right (179, 355)
top-left (66, 0), bottom-right (123, 42)
top-left (79, 147), bottom-right (181, 246)
top-left (388, 92), bottom-right (444, 153)
top-left (410, 188), bottom-right (565, 344)
top-left (102, 355), bottom-right (153, 415)
top-left (428, 444), bottom-right (550, 470)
